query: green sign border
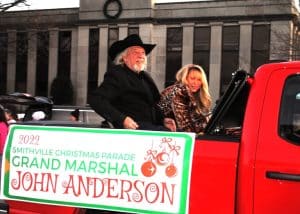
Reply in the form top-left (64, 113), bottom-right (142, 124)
top-left (3, 125), bottom-right (195, 214)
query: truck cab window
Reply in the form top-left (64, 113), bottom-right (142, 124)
top-left (279, 75), bottom-right (300, 144)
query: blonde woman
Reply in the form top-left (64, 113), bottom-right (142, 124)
top-left (158, 64), bottom-right (212, 133)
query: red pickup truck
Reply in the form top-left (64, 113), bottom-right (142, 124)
top-left (190, 61), bottom-right (300, 214)
top-left (2, 61), bottom-right (300, 213)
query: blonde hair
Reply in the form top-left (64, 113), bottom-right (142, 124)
top-left (176, 64), bottom-right (212, 112)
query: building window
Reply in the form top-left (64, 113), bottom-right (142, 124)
top-left (36, 31), bottom-right (49, 97)
top-left (16, 32), bottom-right (28, 92)
top-left (221, 25), bottom-right (240, 95)
top-left (108, 27), bottom-right (119, 51)
top-left (165, 27), bottom-right (182, 87)
top-left (292, 29), bottom-right (299, 61)
top-left (0, 33), bottom-right (7, 94)
top-left (108, 27), bottom-right (119, 67)
top-left (193, 26), bottom-right (210, 81)
top-left (279, 74), bottom-right (300, 144)
top-left (87, 28), bottom-right (99, 103)
top-left (251, 24), bottom-right (270, 73)
top-left (50, 31), bottom-right (73, 105)
top-left (128, 27), bottom-right (139, 36)
top-left (296, 32), bottom-right (300, 61)
top-left (58, 31), bottom-right (71, 77)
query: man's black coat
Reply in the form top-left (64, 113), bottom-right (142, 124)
top-left (89, 65), bottom-right (164, 129)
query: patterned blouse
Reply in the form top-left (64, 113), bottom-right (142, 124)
top-left (158, 83), bottom-right (209, 133)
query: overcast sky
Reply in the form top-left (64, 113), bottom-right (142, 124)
top-left (5, 0), bottom-right (207, 10)
top-left (4, 0), bottom-right (300, 11)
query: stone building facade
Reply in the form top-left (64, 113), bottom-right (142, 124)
top-left (0, 0), bottom-right (299, 105)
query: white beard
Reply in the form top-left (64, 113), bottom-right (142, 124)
top-left (133, 57), bottom-right (147, 73)
top-left (133, 63), bottom-right (146, 73)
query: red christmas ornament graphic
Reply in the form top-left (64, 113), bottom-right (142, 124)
top-left (156, 152), bottom-right (170, 166)
top-left (165, 163), bottom-right (177, 177)
top-left (141, 137), bottom-right (181, 178)
top-left (141, 161), bottom-right (157, 177)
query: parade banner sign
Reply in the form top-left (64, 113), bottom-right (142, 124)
top-left (1, 125), bottom-right (195, 214)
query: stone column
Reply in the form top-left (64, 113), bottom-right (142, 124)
top-left (152, 25), bottom-right (167, 92)
top-left (27, 30), bottom-right (37, 95)
top-left (118, 23), bottom-right (128, 40)
top-left (270, 20), bottom-right (293, 61)
top-left (76, 26), bottom-right (89, 105)
top-left (48, 28), bottom-right (59, 97)
top-left (182, 23), bottom-right (194, 66)
top-left (239, 21), bottom-right (253, 72)
top-left (209, 22), bottom-right (223, 105)
top-left (139, 23), bottom-right (154, 73)
top-left (70, 28), bottom-right (78, 103)
top-left (98, 25), bottom-right (109, 84)
top-left (7, 30), bottom-right (17, 94)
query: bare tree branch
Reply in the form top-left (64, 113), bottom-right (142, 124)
top-left (0, 0), bottom-right (29, 12)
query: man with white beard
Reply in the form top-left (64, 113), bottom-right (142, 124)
top-left (89, 34), bottom-right (175, 131)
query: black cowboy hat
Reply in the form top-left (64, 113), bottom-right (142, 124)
top-left (108, 34), bottom-right (156, 61)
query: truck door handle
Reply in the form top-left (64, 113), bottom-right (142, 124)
top-left (266, 171), bottom-right (300, 182)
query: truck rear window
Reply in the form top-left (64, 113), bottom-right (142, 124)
top-left (279, 74), bottom-right (300, 144)
top-left (204, 70), bottom-right (250, 140)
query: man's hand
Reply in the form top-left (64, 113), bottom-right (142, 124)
top-left (123, 116), bottom-right (139, 129)
top-left (164, 118), bottom-right (176, 132)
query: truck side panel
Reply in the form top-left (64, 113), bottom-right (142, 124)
top-left (235, 65), bottom-right (272, 214)
top-left (6, 200), bottom-right (85, 214)
top-left (189, 139), bottom-right (239, 214)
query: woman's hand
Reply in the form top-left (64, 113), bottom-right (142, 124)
top-left (164, 118), bottom-right (176, 132)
